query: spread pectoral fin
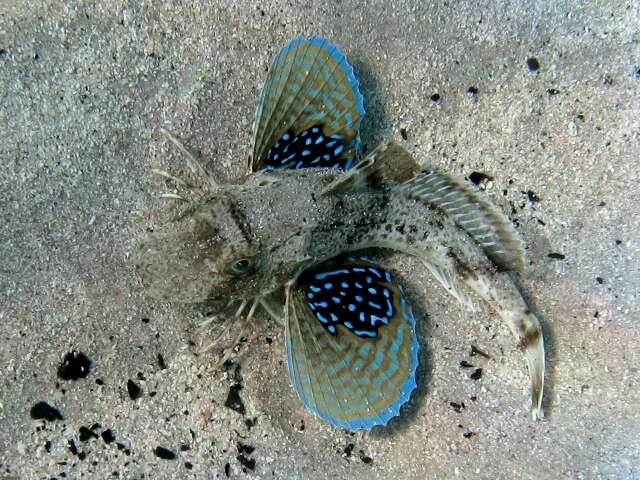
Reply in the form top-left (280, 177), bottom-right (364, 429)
top-left (251, 36), bottom-right (365, 172)
top-left (285, 257), bottom-right (419, 430)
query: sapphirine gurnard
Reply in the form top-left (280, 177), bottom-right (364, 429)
top-left (135, 36), bottom-right (546, 430)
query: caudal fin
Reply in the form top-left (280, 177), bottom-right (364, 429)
top-left (519, 310), bottom-right (545, 420)
top-left (463, 272), bottom-right (545, 420)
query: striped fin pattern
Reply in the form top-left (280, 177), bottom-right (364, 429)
top-left (251, 36), bottom-right (365, 172)
top-left (285, 257), bottom-right (419, 430)
top-left (399, 169), bottom-right (525, 271)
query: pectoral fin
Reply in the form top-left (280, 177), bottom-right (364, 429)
top-left (422, 259), bottom-right (478, 312)
top-left (284, 256), bottom-right (419, 429)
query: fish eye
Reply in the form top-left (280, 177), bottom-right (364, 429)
top-left (230, 258), bottom-right (251, 274)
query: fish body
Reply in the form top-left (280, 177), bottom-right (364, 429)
top-left (135, 36), bottom-right (546, 428)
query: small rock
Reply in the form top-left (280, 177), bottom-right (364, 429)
top-left (30, 402), bottom-right (63, 421)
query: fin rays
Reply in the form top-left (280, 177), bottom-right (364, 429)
top-left (251, 36), bottom-right (364, 172)
top-left (285, 258), bottom-right (418, 429)
top-left (399, 169), bottom-right (525, 271)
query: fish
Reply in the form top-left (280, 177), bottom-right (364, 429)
top-left (134, 36), bottom-right (546, 429)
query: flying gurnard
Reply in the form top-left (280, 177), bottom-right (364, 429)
top-left (135, 36), bottom-right (546, 429)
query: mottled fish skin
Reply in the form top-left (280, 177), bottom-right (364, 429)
top-left (136, 157), bottom-right (545, 420)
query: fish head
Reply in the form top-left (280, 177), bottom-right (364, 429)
top-left (134, 188), bottom-right (270, 302)
top-left (134, 171), bottom-right (328, 303)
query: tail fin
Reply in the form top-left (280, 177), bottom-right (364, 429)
top-left (464, 272), bottom-right (545, 420)
top-left (518, 310), bottom-right (545, 420)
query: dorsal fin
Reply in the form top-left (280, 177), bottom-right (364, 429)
top-left (398, 168), bottom-right (525, 272)
top-left (317, 141), bottom-right (420, 196)
top-left (370, 142), bottom-right (421, 183)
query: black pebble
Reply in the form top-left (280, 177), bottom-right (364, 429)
top-left (342, 443), bottom-right (354, 458)
top-left (79, 426), bottom-right (98, 442)
top-left (596, 277), bottom-right (604, 284)
top-left (224, 384), bottom-right (245, 415)
top-left (57, 351), bottom-right (92, 380)
top-left (237, 454), bottom-right (256, 471)
top-left (185, 461), bottom-right (193, 470)
top-left (467, 86), bottom-right (478, 95)
top-left (68, 439), bottom-right (86, 460)
top-left (449, 401), bottom-right (464, 413)
top-left (116, 442), bottom-right (129, 454)
top-left (30, 402), bottom-right (63, 421)
top-left (547, 88), bottom-right (560, 95)
top-left (127, 379), bottom-right (142, 400)
top-left (470, 368), bottom-right (483, 380)
top-left (244, 417), bottom-right (257, 429)
top-left (525, 190), bottom-right (540, 203)
top-left (359, 450), bottom-right (373, 465)
top-left (468, 171), bottom-right (492, 185)
top-left (463, 431), bottom-right (475, 438)
top-left (430, 93), bottom-right (440, 102)
top-left (101, 429), bottom-right (115, 444)
top-left (157, 353), bottom-right (167, 370)
top-left (400, 128), bottom-right (408, 140)
top-left (459, 360), bottom-right (474, 368)
top-left (526, 57), bottom-right (540, 72)
top-left (224, 463), bottom-right (231, 477)
top-left (154, 446), bottom-right (177, 460)
top-left (547, 253), bottom-right (566, 260)
top-left (237, 442), bottom-right (255, 455)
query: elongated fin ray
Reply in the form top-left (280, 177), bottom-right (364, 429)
top-left (251, 36), bottom-right (365, 172)
top-left (398, 168), bottom-right (524, 271)
top-left (285, 257), bottom-right (419, 429)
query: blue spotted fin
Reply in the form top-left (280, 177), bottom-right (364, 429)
top-left (398, 166), bottom-right (525, 271)
top-left (318, 142), bottom-right (421, 196)
top-left (285, 257), bottom-right (419, 430)
top-left (251, 36), bottom-right (365, 172)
